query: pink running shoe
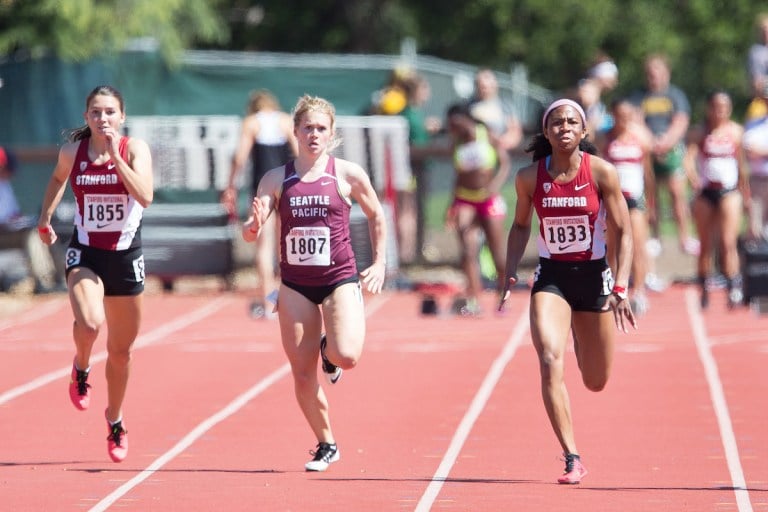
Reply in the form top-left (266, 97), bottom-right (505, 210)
top-left (69, 359), bottom-right (91, 411)
top-left (105, 411), bottom-right (128, 463)
top-left (557, 453), bottom-right (588, 484)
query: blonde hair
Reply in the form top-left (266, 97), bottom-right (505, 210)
top-left (247, 89), bottom-right (280, 115)
top-left (291, 94), bottom-right (342, 152)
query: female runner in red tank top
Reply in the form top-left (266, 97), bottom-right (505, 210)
top-left (499, 99), bottom-right (636, 484)
top-left (684, 89), bottom-right (749, 309)
top-left (598, 98), bottom-right (655, 315)
top-left (37, 85), bottom-right (154, 463)
top-left (243, 95), bottom-right (387, 472)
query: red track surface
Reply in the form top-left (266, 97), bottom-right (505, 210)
top-left (1, 284), bottom-right (766, 511)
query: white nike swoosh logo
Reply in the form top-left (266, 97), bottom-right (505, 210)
top-left (575, 183), bottom-right (589, 191)
top-left (321, 181), bottom-right (333, 186)
top-left (108, 163), bottom-right (115, 169)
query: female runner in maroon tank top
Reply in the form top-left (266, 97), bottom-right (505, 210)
top-left (242, 95), bottom-right (387, 472)
top-left (37, 85), bottom-right (154, 463)
top-left (499, 99), bottom-right (637, 484)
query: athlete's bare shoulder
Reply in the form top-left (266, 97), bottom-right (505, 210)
top-left (515, 160), bottom-right (539, 190)
top-left (333, 157), bottom-right (368, 184)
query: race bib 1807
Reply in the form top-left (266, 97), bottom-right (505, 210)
top-left (83, 194), bottom-right (128, 232)
top-left (285, 226), bottom-right (331, 266)
top-left (542, 215), bottom-right (591, 254)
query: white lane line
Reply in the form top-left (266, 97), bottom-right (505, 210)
top-left (88, 292), bottom-right (391, 510)
top-left (0, 298), bottom-right (67, 333)
top-left (88, 363), bottom-right (292, 512)
top-left (415, 303), bottom-right (530, 512)
top-left (685, 289), bottom-right (753, 512)
top-left (0, 296), bottom-right (232, 406)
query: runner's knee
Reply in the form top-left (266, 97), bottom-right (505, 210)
top-left (538, 350), bottom-right (564, 378)
top-left (582, 373), bottom-right (608, 392)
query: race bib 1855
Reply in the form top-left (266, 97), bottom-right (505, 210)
top-left (83, 194), bottom-right (128, 232)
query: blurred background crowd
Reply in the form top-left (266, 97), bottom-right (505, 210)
top-left (2, 1), bottom-right (768, 313)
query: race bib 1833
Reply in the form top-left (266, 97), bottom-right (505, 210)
top-left (542, 215), bottom-right (591, 254)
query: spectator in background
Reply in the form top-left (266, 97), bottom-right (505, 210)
top-left (742, 84), bottom-right (768, 240)
top-left (223, 89), bottom-right (297, 318)
top-left (0, 146), bottom-right (64, 293)
top-left (630, 54), bottom-right (699, 257)
top-left (684, 89), bottom-right (748, 309)
top-left (368, 67), bottom-right (412, 116)
top-left (588, 54), bottom-right (620, 96)
top-left (467, 68), bottom-right (523, 154)
top-left (576, 78), bottom-right (605, 136)
top-left (578, 54), bottom-right (619, 136)
top-left (398, 72), bottom-right (443, 265)
top-left (745, 12), bottom-right (768, 122)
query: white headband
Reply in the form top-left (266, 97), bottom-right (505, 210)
top-left (541, 99), bottom-right (587, 132)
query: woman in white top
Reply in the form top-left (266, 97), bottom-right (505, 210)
top-left (224, 90), bottom-right (297, 318)
top-left (685, 90), bottom-right (749, 309)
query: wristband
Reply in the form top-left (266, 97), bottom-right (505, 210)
top-left (612, 285), bottom-right (628, 301)
top-left (37, 225), bottom-right (51, 235)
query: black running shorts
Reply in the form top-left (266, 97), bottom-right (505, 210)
top-left (64, 240), bottom-right (145, 296)
top-left (531, 257), bottom-right (613, 312)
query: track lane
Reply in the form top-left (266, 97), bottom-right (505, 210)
top-left (430, 285), bottom-right (762, 511)
top-left (688, 289), bottom-right (768, 509)
top-left (1, 286), bottom-right (766, 511)
top-left (83, 291), bottom-right (526, 511)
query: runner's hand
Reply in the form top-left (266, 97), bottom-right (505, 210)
top-left (497, 274), bottom-right (518, 312)
top-left (360, 261), bottom-right (386, 294)
top-left (602, 293), bottom-right (637, 333)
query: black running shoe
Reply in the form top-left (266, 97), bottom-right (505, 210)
top-left (319, 334), bottom-right (342, 384)
top-left (304, 442), bottom-right (340, 471)
top-left (700, 288), bottom-right (709, 310)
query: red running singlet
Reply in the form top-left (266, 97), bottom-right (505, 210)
top-left (532, 152), bottom-right (607, 261)
top-left (68, 136), bottom-right (144, 251)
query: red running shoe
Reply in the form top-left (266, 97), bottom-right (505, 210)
top-left (106, 411), bottom-right (128, 463)
top-left (557, 453), bottom-right (588, 484)
top-left (69, 359), bottom-right (91, 411)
